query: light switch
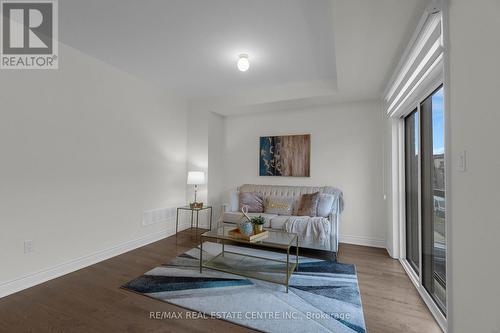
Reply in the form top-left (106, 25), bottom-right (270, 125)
top-left (457, 150), bottom-right (466, 172)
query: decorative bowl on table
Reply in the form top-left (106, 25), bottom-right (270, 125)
top-left (238, 220), bottom-right (253, 236)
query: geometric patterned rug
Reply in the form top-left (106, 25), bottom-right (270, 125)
top-left (123, 242), bottom-right (366, 333)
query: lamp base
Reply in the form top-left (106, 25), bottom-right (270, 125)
top-left (189, 202), bottom-right (204, 209)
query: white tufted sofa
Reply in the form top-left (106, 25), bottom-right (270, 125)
top-left (222, 184), bottom-right (344, 255)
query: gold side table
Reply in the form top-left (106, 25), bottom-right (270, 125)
top-left (175, 205), bottom-right (213, 235)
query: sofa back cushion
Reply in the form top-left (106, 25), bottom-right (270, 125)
top-left (264, 196), bottom-right (294, 215)
top-left (297, 192), bottom-right (320, 217)
top-left (239, 192), bottom-right (264, 213)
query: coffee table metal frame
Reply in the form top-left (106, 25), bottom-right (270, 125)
top-left (199, 226), bottom-right (299, 292)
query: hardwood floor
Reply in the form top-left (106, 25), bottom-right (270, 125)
top-left (0, 229), bottom-right (442, 333)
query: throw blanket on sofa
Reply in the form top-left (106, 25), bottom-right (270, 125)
top-left (284, 216), bottom-right (331, 246)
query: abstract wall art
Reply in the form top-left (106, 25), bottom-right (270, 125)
top-left (259, 134), bottom-right (310, 177)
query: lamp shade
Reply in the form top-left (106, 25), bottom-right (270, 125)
top-left (187, 171), bottom-right (205, 185)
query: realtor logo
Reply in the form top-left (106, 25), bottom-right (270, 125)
top-left (1, 0), bottom-right (58, 69)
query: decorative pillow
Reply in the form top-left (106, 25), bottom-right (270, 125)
top-left (317, 193), bottom-right (335, 217)
top-left (297, 192), bottom-right (320, 217)
top-left (264, 196), bottom-right (294, 215)
top-left (239, 192), bottom-right (264, 213)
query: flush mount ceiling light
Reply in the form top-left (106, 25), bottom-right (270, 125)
top-left (237, 54), bottom-right (250, 72)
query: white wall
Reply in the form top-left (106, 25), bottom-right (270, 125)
top-left (448, 1), bottom-right (500, 332)
top-left (384, 117), bottom-right (396, 258)
top-left (184, 109), bottom-right (225, 228)
top-left (186, 108), bottom-right (208, 206)
top-left (223, 101), bottom-right (387, 247)
top-left (0, 43), bottom-right (188, 286)
top-left (207, 112), bottom-right (225, 223)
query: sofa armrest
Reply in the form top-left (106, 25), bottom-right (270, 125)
top-left (328, 212), bottom-right (340, 253)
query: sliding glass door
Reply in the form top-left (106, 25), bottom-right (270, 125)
top-left (405, 110), bottom-right (420, 274)
top-left (404, 85), bottom-right (446, 315)
top-left (421, 86), bottom-right (446, 312)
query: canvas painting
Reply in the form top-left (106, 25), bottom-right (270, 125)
top-left (259, 134), bottom-right (310, 177)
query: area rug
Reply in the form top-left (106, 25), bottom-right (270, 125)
top-left (123, 242), bottom-right (366, 333)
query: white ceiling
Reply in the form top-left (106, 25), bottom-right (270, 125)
top-left (60, 0), bottom-right (427, 115)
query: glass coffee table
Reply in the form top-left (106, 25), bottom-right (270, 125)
top-left (199, 226), bottom-right (299, 292)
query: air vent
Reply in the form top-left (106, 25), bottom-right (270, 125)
top-left (142, 207), bottom-right (176, 226)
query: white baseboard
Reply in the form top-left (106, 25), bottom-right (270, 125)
top-left (0, 227), bottom-right (178, 299)
top-left (339, 234), bottom-right (387, 249)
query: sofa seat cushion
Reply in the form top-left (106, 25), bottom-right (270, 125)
top-left (269, 215), bottom-right (290, 229)
top-left (223, 212), bottom-right (275, 228)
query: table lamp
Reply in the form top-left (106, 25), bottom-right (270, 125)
top-left (187, 171), bottom-right (205, 209)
